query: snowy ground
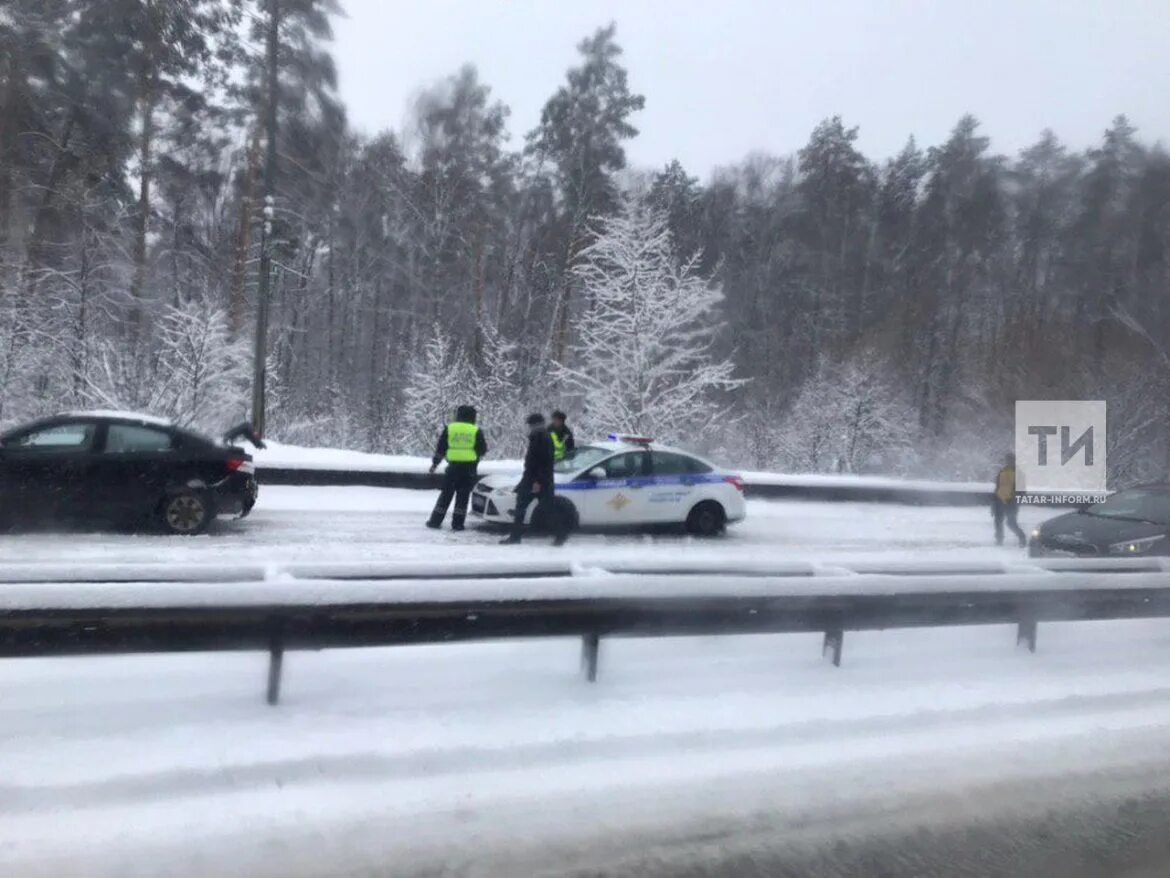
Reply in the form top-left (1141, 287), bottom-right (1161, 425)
top-left (0, 483), bottom-right (1035, 568)
top-left (3, 489), bottom-right (1169, 876)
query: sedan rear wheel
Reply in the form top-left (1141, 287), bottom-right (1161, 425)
top-left (162, 491), bottom-right (212, 535)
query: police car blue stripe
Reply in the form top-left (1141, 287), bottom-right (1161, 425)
top-left (557, 474), bottom-right (731, 491)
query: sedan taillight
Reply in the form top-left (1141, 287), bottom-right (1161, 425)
top-left (725, 475), bottom-right (745, 492)
top-left (226, 457), bottom-right (254, 474)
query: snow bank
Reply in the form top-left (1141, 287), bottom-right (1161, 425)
top-left (254, 440), bottom-right (521, 474)
top-left (3, 569), bottom-right (1170, 611)
top-left (256, 440), bottom-right (990, 492)
top-left (741, 469), bottom-right (990, 493)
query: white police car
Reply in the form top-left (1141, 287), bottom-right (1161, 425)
top-left (471, 435), bottom-right (747, 536)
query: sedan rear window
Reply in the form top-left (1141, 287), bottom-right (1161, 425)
top-left (104, 424), bottom-right (174, 454)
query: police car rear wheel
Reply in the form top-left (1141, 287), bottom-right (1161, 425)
top-left (686, 501), bottom-right (725, 537)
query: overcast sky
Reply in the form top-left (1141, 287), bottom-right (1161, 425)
top-left (332, 0), bottom-right (1170, 177)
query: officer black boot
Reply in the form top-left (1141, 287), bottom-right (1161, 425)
top-left (451, 514), bottom-right (465, 531)
top-left (425, 516), bottom-right (442, 529)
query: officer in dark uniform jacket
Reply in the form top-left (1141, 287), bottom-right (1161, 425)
top-left (426, 405), bottom-right (487, 531)
top-left (500, 412), bottom-right (569, 545)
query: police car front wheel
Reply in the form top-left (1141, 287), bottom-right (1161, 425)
top-left (686, 501), bottom-right (726, 537)
top-left (531, 496), bottom-right (578, 534)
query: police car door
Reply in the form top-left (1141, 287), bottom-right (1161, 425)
top-left (577, 450), bottom-right (651, 525)
top-left (644, 451), bottom-right (703, 522)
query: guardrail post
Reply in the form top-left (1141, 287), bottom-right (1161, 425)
top-left (823, 629), bottom-right (844, 667)
top-left (266, 621), bottom-right (285, 705)
top-left (1017, 619), bottom-right (1038, 654)
top-left (581, 633), bottom-right (600, 682)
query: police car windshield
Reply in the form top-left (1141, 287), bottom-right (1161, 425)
top-left (555, 445), bottom-right (610, 473)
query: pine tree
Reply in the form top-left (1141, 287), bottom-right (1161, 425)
top-left (77, 0), bottom-right (241, 335)
top-left (413, 65), bottom-right (515, 346)
top-left (526, 23), bottom-right (645, 360)
top-left (912, 115), bottom-right (1007, 435)
top-left (649, 160), bottom-right (704, 265)
top-left (795, 116), bottom-right (875, 342)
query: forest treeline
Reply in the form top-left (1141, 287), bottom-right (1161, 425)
top-left (1, 2), bottom-right (1167, 481)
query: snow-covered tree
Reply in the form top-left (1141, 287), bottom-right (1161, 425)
top-left (778, 353), bottom-right (916, 474)
top-left (468, 319), bottom-right (526, 455)
top-left (155, 301), bottom-right (249, 428)
top-left (398, 328), bottom-right (474, 455)
top-left (83, 300), bottom-right (248, 431)
top-left (555, 196), bottom-right (741, 444)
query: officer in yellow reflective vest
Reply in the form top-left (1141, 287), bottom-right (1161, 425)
top-left (548, 410), bottom-right (575, 462)
top-left (426, 405), bottom-right (488, 531)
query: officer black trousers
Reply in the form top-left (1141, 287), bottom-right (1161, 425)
top-left (429, 463), bottom-right (478, 529)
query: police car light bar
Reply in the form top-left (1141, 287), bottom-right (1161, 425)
top-left (608, 433), bottom-right (654, 445)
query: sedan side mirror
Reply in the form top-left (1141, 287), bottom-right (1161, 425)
top-left (587, 467), bottom-right (606, 480)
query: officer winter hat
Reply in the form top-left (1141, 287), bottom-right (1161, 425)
top-left (456, 405), bottom-right (477, 423)
top-left (526, 412), bottom-right (545, 427)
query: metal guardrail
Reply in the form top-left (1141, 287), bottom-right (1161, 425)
top-left (255, 466), bottom-right (994, 506)
top-left (3, 560), bottom-right (1170, 705)
top-left (2, 556), bottom-right (1167, 584)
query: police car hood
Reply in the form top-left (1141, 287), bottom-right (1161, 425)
top-left (476, 471), bottom-right (566, 491)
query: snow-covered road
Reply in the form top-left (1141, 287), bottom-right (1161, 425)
top-left (3, 488), bottom-right (1167, 876)
top-left (0, 484), bottom-right (1048, 567)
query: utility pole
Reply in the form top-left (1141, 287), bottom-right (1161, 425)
top-left (251, 0), bottom-right (280, 436)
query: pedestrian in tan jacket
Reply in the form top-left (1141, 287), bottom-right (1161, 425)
top-left (993, 453), bottom-right (1026, 547)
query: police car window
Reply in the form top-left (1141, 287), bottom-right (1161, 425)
top-left (7, 422), bottom-right (95, 453)
top-left (651, 451), bottom-right (711, 475)
top-left (600, 452), bottom-right (647, 479)
top-left (558, 445), bottom-right (608, 473)
top-left (104, 424), bottom-right (174, 454)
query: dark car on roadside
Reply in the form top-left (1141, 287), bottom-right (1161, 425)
top-left (1028, 485), bottom-right (1170, 558)
top-left (0, 411), bottom-right (259, 535)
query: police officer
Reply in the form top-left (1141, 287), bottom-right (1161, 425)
top-left (548, 410), bottom-right (575, 462)
top-left (500, 412), bottom-right (569, 546)
top-left (426, 405), bottom-right (487, 531)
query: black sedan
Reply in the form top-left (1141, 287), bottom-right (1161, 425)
top-left (0, 411), bottom-right (259, 534)
top-left (1028, 485), bottom-right (1170, 557)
